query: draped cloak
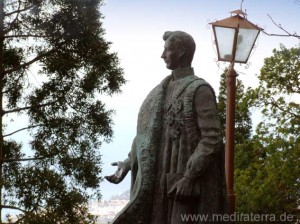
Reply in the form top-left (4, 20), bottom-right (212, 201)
top-left (112, 68), bottom-right (228, 224)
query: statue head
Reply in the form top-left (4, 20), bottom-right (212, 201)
top-left (161, 31), bottom-right (196, 70)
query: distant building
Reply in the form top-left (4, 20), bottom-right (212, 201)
top-left (89, 190), bottom-right (130, 223)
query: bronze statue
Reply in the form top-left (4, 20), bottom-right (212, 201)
top-left (106, 31), bottom-right (228, 224)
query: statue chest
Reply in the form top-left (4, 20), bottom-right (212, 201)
top-left (164, 96), bottom-right (187, 140)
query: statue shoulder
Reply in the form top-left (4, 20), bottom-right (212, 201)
top-left (183, 77), bottom-right (217, 146)
top-left (185, 76), bottom-right (213, 96)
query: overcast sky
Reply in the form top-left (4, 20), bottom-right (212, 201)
top-left (99, 0), bottom-right (300, 200)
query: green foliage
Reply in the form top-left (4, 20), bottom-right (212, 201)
top-left (239, 45), bottom-right (300, 221)
top-left (218, 45), bottom-right (300, 223)
top-left (250, 45), bottom-right (300, 136)
top-left (1, 0), bottom-right (124, 223)
top-left (235, 128), bottom-right (300, 220)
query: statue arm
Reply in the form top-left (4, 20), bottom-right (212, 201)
top-left (105, 138), bottom-right (136, 184)
top-left (184, 85), bottom-right (222, 179)
top-left (168, 85), bottom-right (222, 200)
top-left (105, 157), bottom-right (131, 184)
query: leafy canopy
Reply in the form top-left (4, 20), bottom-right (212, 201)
top-left (1, 0), bottom-right (125, 223)
top-left (218, 45), bottom-right (300, 223)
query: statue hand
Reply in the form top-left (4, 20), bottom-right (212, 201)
top-left (167, 177), bottom-right (195, 201)
top-left (105, 161), bottom-right (130, 184)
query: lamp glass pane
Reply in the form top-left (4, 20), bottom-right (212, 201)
top-left (215, 26), bottom-right (235, 61)
top-left (235, 28), bottom-right (259, 63)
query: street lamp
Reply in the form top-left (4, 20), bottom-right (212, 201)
top-left (210, 9), bottom-right (262, 216)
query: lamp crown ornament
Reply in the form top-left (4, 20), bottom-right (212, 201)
top-left (230, 9), bottom-right (247, 17)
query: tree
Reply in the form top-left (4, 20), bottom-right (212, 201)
top-left (219, 45), bottom-right (300, 223)
top-left (239, 45), bottom-right (300, 219)
top-left (1, 0), bottom-right (125, 223)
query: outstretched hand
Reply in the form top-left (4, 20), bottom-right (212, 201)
top-left (105, 160), bottom-right (130, 184)
top-left (167, 177), bottom-right (195, 201)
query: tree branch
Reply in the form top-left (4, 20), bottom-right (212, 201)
top-left (3, 100), bottom-right (58, 115)
top-left (3, 105), bottom-right (31, 114)
top-left (3, 125), bottom-right (41, 138)
top-left (2, 156), bottom-right (49, 162)
top-left (5, 34), bottom-right (50, 39)
top-left (4, 0), bottom-right (22, 35)
top-left (4, 4), bottom-right (35, 17)
top-left (273, 104), bottom-right (300, 119)
top-left (268, 98), bottom-right (300, 119)
top-left (0, 205), bottom-right (26, 213)
top-left (4, 49), bottom-right (55, 75)
top-left (263, 14), bottom-right (300, 39)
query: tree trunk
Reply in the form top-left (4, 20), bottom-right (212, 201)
top-left (0, 0), bottom-right (4, 222)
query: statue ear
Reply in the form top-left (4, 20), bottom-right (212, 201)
top-left (179, 49), bottom-right (185, 58)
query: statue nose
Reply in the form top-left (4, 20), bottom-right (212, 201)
top-left (161, 50), bottom-right (166, 59)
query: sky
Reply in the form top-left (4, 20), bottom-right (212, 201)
top-left (99, 0), bottom-right (300, 200)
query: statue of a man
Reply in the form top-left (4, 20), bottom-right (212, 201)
top-left (106, 31), bottom-right (228, 224)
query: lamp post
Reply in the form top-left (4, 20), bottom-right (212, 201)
top-left (210, 9), bottom-right (262, 217)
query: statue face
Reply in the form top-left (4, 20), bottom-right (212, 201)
top-left (161, 40), bottom-right (182, 70)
